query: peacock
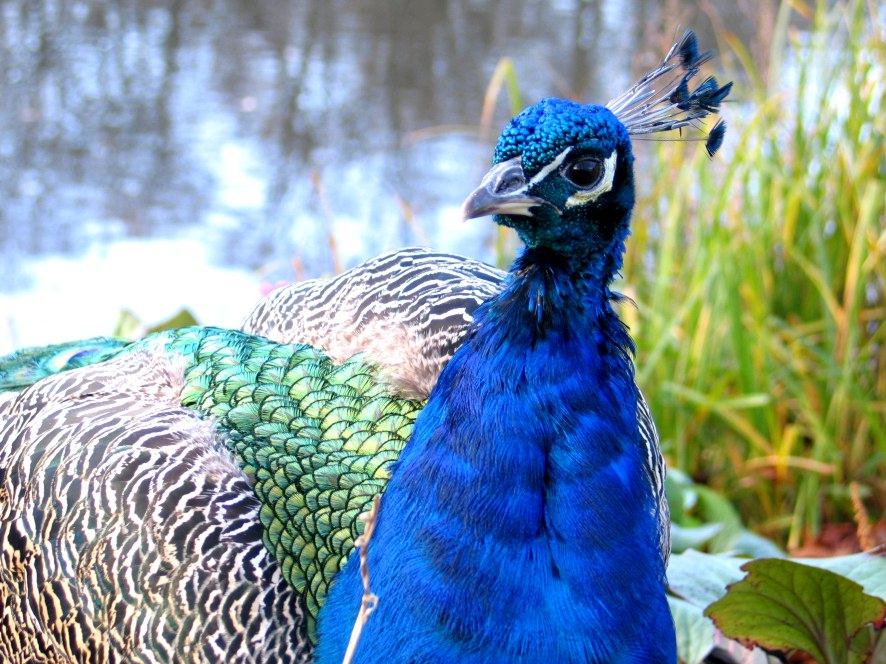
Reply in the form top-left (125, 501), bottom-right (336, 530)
top-left (0, 31), bottom-right (730, 663)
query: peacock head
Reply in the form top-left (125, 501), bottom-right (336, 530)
top-left (462, 30), bottom-right (731, 270)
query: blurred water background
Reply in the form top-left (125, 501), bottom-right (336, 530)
top-left (0, 0), bottom-right (772, 352)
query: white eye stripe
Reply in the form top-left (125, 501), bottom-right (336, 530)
top-left (528, 147), bottom-right (573, 187)
top-left (564, 151), bottom-right (618, 208)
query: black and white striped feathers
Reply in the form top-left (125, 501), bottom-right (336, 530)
top-left (243, 248), bottom-right (503, 398)
top-left (0, 350), bottom-right (309, 663)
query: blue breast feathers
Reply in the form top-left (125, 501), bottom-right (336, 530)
top-left (316, 248), bottom-right (675, 664)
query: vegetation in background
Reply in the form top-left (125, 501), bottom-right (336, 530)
top-left (625, 0), bottom-right (883, 550)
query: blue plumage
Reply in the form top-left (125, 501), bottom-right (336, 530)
top-left (318, 90), bottom-right (688, 662)
top-left (319, 250), bottom-right (673, 663)
top-left (706, 119), bottom-right (728, 157)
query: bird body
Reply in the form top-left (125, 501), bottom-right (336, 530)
top-left (317, 247), bottom-right (672, 663)
top-left (0, 30), bottom-right (730, 663)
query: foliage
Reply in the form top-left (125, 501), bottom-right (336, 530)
top-left (668, 470), bottom-right (785, 557)
top-left (705, 558), bottom-right (885, 664)
top-left (617, 0), bottom-right (884, 548)
top-left (668, 550), bottom-right (886, 663)
top-left (113, 308), bottom-right (199, 340)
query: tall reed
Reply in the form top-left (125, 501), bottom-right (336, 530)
top-left (620, 0), bottom-right (883, 548)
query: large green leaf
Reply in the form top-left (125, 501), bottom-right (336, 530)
top-left (794, 552), bottom-right (886, 601)
top-left (705, 558), bottom-right (886, 664)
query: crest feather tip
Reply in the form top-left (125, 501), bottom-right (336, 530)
top-left (678, 30), bottom-right (700, 68)
top-left (606, 29), bottom-right (732, 156)
top-left (705, 119), bottom-right (727, 157)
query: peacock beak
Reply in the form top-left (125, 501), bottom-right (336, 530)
top-left (461, 156), bottom-right (552, 220)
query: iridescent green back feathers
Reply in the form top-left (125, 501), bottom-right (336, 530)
top-left (135, 327), bottom-right (422, 638)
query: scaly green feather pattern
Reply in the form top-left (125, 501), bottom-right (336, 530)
top-left (129, 326), bottom-right (422, 639)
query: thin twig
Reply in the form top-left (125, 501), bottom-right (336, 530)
top-left (341, 495), bottom-right (381, 664)
top-left (850, 482), bottom-right (874, 551)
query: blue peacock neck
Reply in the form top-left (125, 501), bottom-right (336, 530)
top-left (317, 245), bottom-right (676, 664)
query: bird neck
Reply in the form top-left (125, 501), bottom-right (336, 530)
top-left (316, 247), bottom-right (675, 664)
top-left (505, 245), bottom-right (629, 335)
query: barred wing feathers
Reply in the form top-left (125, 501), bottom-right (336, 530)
top-left (243, 248), bottom-right (503, 398)
top-left (0, 345), bottom-right (309, 663)
top-left (0, 328), bottom-right (420, 662)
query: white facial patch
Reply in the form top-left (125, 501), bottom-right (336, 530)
top-left (564, 150), bottom-right (618, 208)
top-left (528, 147), bottom-right (573, 187)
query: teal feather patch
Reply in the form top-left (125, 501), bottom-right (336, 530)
top-left (0, 337), bottom-right (130, 391)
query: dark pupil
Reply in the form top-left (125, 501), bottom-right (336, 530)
top-left (566, 159), bottom-right (603, 188)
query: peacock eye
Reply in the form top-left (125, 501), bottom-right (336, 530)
top-left (563, 157), bottom-right (604, 189)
